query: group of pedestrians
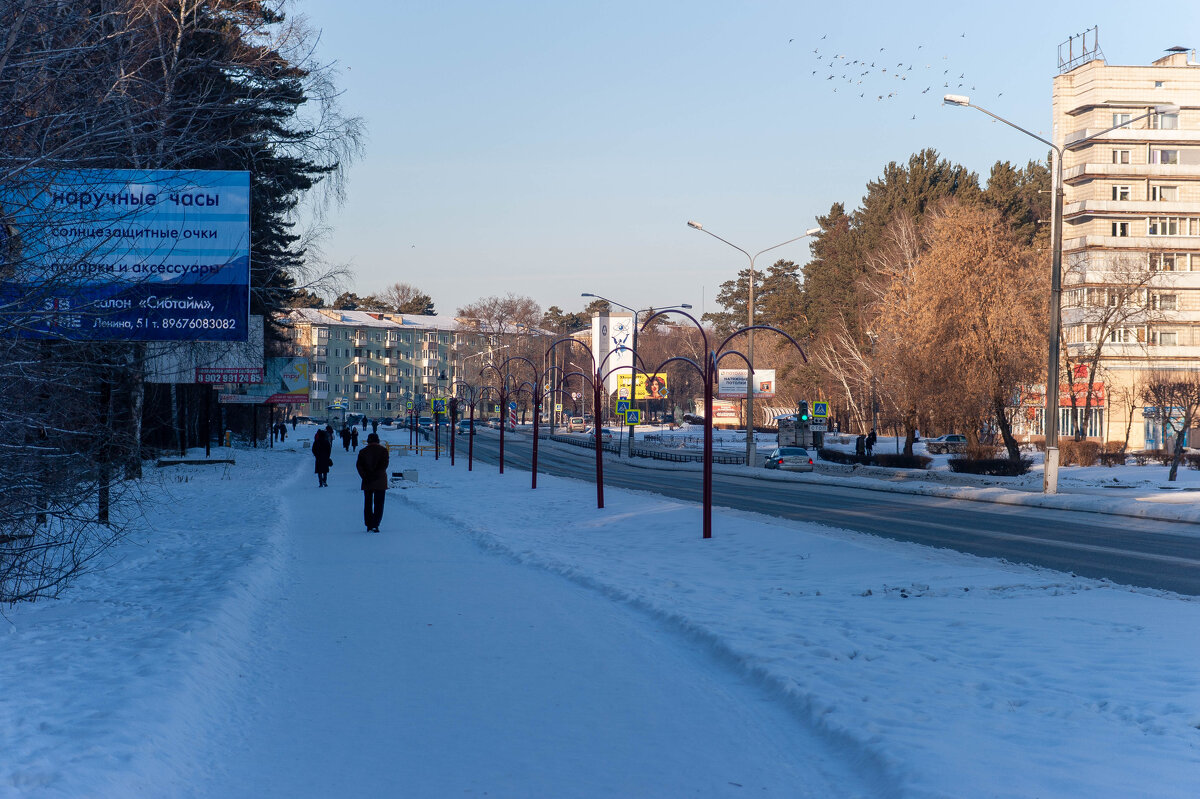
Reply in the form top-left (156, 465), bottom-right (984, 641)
top-left (310, 427), bottom-right (391, 533)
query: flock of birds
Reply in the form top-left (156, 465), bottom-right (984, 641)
top-left (795, 33), bottom-right (1006, 120)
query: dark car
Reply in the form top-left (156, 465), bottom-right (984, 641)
top-left (763, 447), bottom-right (814, 472)
top-left (924, 434), bottom-right (969, 454)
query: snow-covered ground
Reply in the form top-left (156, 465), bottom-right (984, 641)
top-left (2, 426), bottom-right (1198, 797)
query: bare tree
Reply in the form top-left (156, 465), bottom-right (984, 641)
top-left (1140, 369), bottom-right (1200, 482)
top-left (372, 282), bottom-right (435, 315)
top-left (1060, 250), bottom-right (1168, 439)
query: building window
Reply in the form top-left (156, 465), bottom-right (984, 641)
top-left (1111, 221), bottom-right (1129, 237)
top-left (1154, 80), bottom-right (1165, 88)
top-left (1111, 185), bottom-right (1131, 201)
top-left (1151, 293), bottom-right (1178, 311)
top-left (1153, 331), bottom-right (1178, 346)
top-left (1151, 185), bottom-right (1178, 201)
top-left (1150, 112), bottom-right (1179, 130)
top-left (1148, 217), bottom-right (1187, 236)
top-left (1113, 149), bottom-right (1131, 164)
top-left (1108, 327), bottom-right (1137, 344)
top-left (1151, 149), bottom-right (1180, 165)
top-left (1112, 112), bottom-right (1132, 127)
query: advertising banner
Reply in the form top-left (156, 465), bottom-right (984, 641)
top-left (616, 372), bottom-right (669, 400)
top-left (717, 369), bottom-right (776, 399)
top-left (711, 399), bottom-right (741, 421)
top-left (1, 168), bottom-right (250, 341)
top-left (219, 357), bottom-right (309, 405)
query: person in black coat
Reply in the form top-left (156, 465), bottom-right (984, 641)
top-left (351, 426), bottom-right (359, 451)
top-left (356, 433), bottom-right (390, 532)
top-left (341, 424), bottom-right (352, 451)
top-left (311, 429), bottom-right (332, 487)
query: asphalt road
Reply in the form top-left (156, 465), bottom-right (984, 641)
top-left (457, 429), bottom-right (1200, 596)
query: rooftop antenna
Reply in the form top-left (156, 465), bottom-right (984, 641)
top-left (1058, 25), bottom-right (1104, 74)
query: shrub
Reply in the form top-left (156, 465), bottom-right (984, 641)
top-left (1098, 452), bottom-right (1126, 468)
top-left (947, 457), bottom-right (1032, 476)
top-left (963, 444), bottom-right (1002, 460)
top-left (1027, 437), bottom-right (1046, 452)
top-left (1058, 439), bottom-right (1101, 467)
top-left (1186, 453), bottom-right (1200, 471)
top-left (1132, 451), bottom-right (1151, 466)
top-left (1103, 440), bottom-right (1126, 454)
top-left (1156, 449), bottom-right (1175, 466)
top-left (872, 452), bottom-right (932, 470)
top-left (818, 448), bottom-right (872, 466)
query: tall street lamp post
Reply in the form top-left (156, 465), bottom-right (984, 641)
top-left (943, 94), bottom-right (1178, 493)
top-left (687, 222), bottom-right (820, 465)
top-left (582, 293), bottom-right (691, 456)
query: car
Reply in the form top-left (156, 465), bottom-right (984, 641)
top-left (566, 417), bottom-right (587, 432)
top-left (486, 417), bottom-right (500, 429)
top-left (924, 434), bottom-right (969, 454)
top-left (456, 419), bottom-right (477, 434)
top-left (292, 415), bottom-right (315, 425)
top-left (418, 415), bottom-right (433, 430)
top-left (682, 413), bottom-right (705, 424)
top-left (763, 447), bottom-right (814, 472)
top-left (380, 417), bottom-right (394, 426)
top-left (588, 426), bottom-right (613, 444)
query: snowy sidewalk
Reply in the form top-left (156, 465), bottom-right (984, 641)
top-left (195, 453), bottom-right (866, 798)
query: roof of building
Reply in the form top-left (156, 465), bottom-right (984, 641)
top-left (286, 308), bottom-right (472, 331)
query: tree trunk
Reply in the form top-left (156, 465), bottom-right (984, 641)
top-left (994, 396), bottom-right (1021, 460)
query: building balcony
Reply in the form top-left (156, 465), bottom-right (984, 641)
top-left (1064, 200), bottom-right (1200, 217)
top-left (1063, 234), bottom-right (1200, 251)
top-left (309, 390), bottom-right (328, 400)
top-left (312, 352), bottom-right (327, 361)
top-left (1064, 127), bottom-right (1200, 147)
top-left (1064, 162), bottom-right (1200, 183)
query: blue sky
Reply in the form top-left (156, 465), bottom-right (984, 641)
top-left (295, 0), bottom-right (1200, 317)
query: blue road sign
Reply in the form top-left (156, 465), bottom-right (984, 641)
top-left (812, 401), bottom-right (829, 418)
top-left (615, 399), bottom-right (631, 414)
top-left (625, 409), bottom-right (641, 424)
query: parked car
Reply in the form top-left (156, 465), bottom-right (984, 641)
top-left (924, 434), bottom-right (969, 454)
top-left (566, 417), bottom-right (587, 432)
top-left (380, 417), bottom-right (394, 426)
top-left (682, 413), bottom-right (705, 424)
top-left (763, 446), bottom-right (814, 472)
top-left (292, 416), bottom-right (315, 425)
top-left (588, 426), bottom-right (613, 444)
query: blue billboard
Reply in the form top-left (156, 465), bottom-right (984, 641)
top-left (0, 169), bottom-right (250, 341)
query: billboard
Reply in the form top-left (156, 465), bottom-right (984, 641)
top-left (219, 357), bottom-right (309, 405)
top-left (616, 372), bottom-right (669, 400)
top-left (1, 168), bottom-right (250, 341)
top-left (591, 312), bottom-right (633, 397)
top-left (717, 368), bottom-right (776, 399)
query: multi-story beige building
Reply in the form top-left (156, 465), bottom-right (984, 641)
top-left (283, 308), bottom-right (501, 420)
top-left (1053, 46), bottom-right (1200, 448)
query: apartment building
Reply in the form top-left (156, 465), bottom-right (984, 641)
top-left (1053, 46), bottom-right (1200, 448)
top-left (283, 308), bottom-right (500, 420)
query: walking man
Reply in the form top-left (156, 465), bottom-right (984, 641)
top-left (356, 432), bottom-right (389, 533)
top-left (351, 426), bottom-right (360, 451)
top-left (865, 428), bottom-right (877, 456)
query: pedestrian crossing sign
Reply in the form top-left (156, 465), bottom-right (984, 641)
top-left (812, 401), bottom-right (829, 418)
top-left (625, 409), bottom-right (641, 424)
top-left (432, 398), bottom-right (446, 413)
top-left (615, 399), bottom-right (631, 414)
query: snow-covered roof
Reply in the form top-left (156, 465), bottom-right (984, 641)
top-left (286, 308), bottom-right (469, 332)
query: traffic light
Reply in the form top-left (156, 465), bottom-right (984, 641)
top-left (798, 401), bottom-right (810, 422)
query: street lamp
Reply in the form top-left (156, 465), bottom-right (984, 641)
top-left (687, 221), bottom-right (821, 465)
top-left (582, 293), bottom-right (691, 456)
top-left (944, 94), bottom-right (1179, 494)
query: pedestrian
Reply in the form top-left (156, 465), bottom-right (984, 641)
top-left (865, 428), bottom-right (876, 456)
top-left (351, 426), bottom-right (359, 451)
top-left (278, 421), bottom-right (287, 442)
top-left (325, 423), bottom-right (335, 446)
top-left (291, 416), bottom-right (297, 431)
top-left (356, 432), bottom-right (390, 532)
top-left (311, 429), bottom-right (332, 487)
top-left (341, 424), bottom-right (351, 452)
top-left (855, 434), bottom-right (866, 457)
top-left (361, 416), bottom-right (368, 431)
top-left (372, 419), bottom-right (378, 434)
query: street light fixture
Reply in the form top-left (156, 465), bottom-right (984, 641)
top-left (687, 222), bottom-right (821, 465)
top-left (582, 292), bottom-right (691, 456)
top-left (944, 94), bottom-right (1178, 493)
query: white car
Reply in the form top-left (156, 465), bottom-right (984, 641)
top-left (763, 447), bottom-right (814, 472)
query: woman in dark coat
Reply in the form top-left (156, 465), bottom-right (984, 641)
top-left (311, 429), bottom-right (333, 487)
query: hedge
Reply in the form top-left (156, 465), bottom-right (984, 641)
top-left (947, 457), bottom-right (1033, 476)
top-left (871, 452), bottom-right (932, 470)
